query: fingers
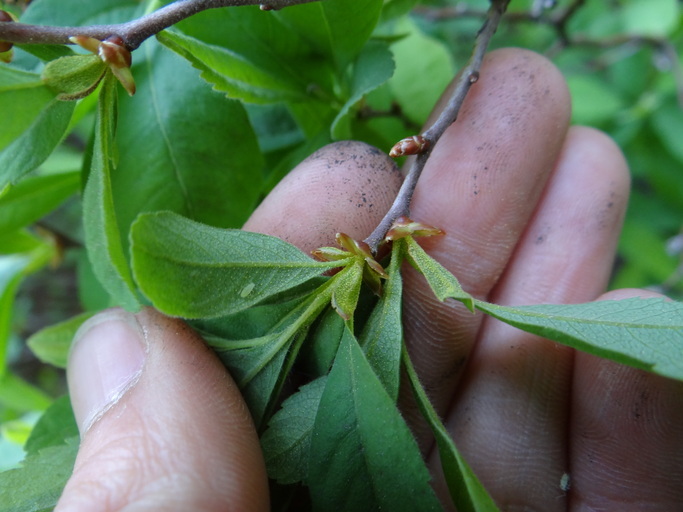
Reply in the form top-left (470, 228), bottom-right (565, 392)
top-left (244, 141), bottom-right (402, 253)
top-left (570, 289), bottom-right (683, 511)
top-left (400, 47), bottom-right (572, 436)
top-left (433, 127), bottom-right (630, 511)
top-left (56, 308), bottom-right (268, 512)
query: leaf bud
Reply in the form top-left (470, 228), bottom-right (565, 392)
top-left (389, 135), bottom-right (430, 158)
top-left (99, 36), bottom-right (132, 69)
top-left (385, 216), bottom-right (444, 242)
top-left (69, 35), bottom-right (135, 96)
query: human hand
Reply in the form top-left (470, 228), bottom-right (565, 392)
top-left (246, 47), bottom-right (683, 510)
top-left (56, 47), bottom-right (683, 512)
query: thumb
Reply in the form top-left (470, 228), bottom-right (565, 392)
top-left (56, 308), bottom-right (269, 512)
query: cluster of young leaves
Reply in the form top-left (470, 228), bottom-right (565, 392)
top-left (118, 212), bottom-right (683, 511)
top-left (2, 0), bottom-right (683, 510)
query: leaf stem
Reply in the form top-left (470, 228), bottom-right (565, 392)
top-left (0, 0), bottom-right (319, 50)
top-left (363, 0), bottom-right (511, 254)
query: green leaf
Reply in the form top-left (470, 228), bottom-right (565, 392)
top-left (23, 396), bottom-right (78, 456)
top-left (300, 306), bottom-right (345, 377)
top-left (403, 237), bottom-right (475, 310)
top-left (208, 280), bottom-right (335, 426)
top-left (82, 73), bottom-right (140, 312)
top-left (27, 313), bottom-right (94, 369)
top-left (0, 66), bottom-right (55, 151)
top-left (330, 262), bottom-right (364, 322)
top-left (41, 54), bottom-right (107, 101)
top-left (0, 172), bottom-right (80, 234)
top-left (0, 372), bottom-right (51, 414)
top-left (275, 0), bottom-right (384, 70)
top-left (0, 244), bottom-right (53, 374)
top-left (651, 104), bottom-right (683, 165)
top-left (402, 345), bottom-right (499, 512)
top-left (261, 376), bottom-right (327, 484)
top-left (0, 436), bottom-right (78, 512)
top-left (475, 298), bottom-right (683, 381)
top-left (331, 41), bottom-right (395, 140)
top-left (112, 40), bottom-right (264, 242)
top-left (157, 30), bottom-right (306, 104)
top-left (0, 230), bottom-right (43, 255)
top-left (388, 17), bottom-right (455, 125)
top-left (0, 67), bottom-right (74, 187)
top-left (308, 327), bottom-right (442, 512)
top-left (212, 329), bottom-right (296, 427)
top-left (566, 75), bottom-right (624, 125)
top-left (359, 240), bottom-right (404, 401)
top-left (130, 211), bottom-right (341, 319)
top-left (618, 0), bottom-right (678, 37)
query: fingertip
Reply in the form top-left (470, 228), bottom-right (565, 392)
top-left (58, 308), bottom-right (269, 512)
top-left (243, 140), bottom-right (402, 252)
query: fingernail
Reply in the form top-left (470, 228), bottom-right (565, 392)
top-left (68, 309), bottom-right (148, 433)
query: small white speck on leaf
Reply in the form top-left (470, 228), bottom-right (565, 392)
top-left (240, 282), bottom-right (256, 298)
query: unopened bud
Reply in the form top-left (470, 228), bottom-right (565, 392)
top-left (99, 36), bottom-right (132, 69)
top-left (385, 216), bottom-right (444, 242)
top-left (389, 135), bottom-right (430, 158)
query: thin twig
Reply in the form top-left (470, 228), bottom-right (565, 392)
top-left (364, 0), bottom-right (511, 253)
top-left (0, 0), bottom-right (318, 50)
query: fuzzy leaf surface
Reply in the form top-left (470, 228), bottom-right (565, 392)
top-left (0, 396), bottom-right (78, 512)
top-left (359, 240), bottom-right (404, 401)
top-left (0, 437), bottom-right (78, 512)
top-left (23, 396), bottom-right (78, 456)
top-left (131, 211), bottom-right (338, 319)
top-left (82, 74), bottom-right (140, 311)
top-left (402, 346), bottom-right (499, 512)
top-left (308, 328), bottom-right (442, 511)
top-left (261, 376), bottom-right (327, 484)
top-left (404, 237), bottom-right (475, 310)
top-left (476, 298), bottom-right (683, 381)
top-left (41, 54), bottom-right (107, 100)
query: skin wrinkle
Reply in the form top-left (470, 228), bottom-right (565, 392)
top-left (570, 353), bottom-right (683, 511)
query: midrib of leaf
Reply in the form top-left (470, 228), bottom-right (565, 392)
top-left (144, 43), bottom-right (193, 218)
top-left (239, 280), bottom-right (335, 384)
top-left (236, 18), bottom-right (311, 90)
top-left (347, 355), bottom-right (387, 507)
top-left (132, 242), bottom-right (348, 269)
top-left (477, 300), bottom-right (683, 330)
